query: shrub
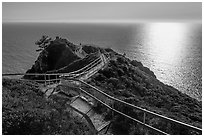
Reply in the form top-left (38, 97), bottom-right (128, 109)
top-left (117, 56), bottom-right (126, 64)
top-left (2, 79), bottom-right (91, 135)
top-left (117, 68), bottom-right (124, 76)
top-left (108, 77), bottom-right (119, 87)
top-left (100, 67), bottom-right (117, 78)
top-left (91, 52), bottom-right (202, 135)
top-left (94, 74), bottom-right (106, 81)
top-left (130, 60), bottom-right (143, 67)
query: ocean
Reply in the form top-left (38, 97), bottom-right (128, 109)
top-left (2, 22), bottom-right (202, 101)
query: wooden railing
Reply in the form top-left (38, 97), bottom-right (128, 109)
top-left (2, 73), bottom-right (202, 134)
top-left (2, 53), bottom-right (202, 135)
top-left (63, 55), bottom-right (102, 75)
top-left (62, 78), bottom-right (202, 135)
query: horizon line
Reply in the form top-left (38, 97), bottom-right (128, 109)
top-left (3, 19), bottom-right (202, 24)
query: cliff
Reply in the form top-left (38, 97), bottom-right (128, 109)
top-left (24, 37), bottom-right (81, 79)
top-left (21, 37), bottom-right (201, 134)
top-left (2, 79), bottom-right (91, 135)
top-left (89, 52), bottom-right (202, 134)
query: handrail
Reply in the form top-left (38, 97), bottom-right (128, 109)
top-left (2, 54), bottom-right (109, 77)
top-left (63, 54), bottom-right (107, 79)
top-left (57, 56), bottom-right (97, 72)
top-left (2, 54), bottom-right (102, 77)
top-left (2, 76), bottom-right (202, 134)
top-left (65, 56), bottom-right (101, 75)
top-left (68, 104), bottom-right (97, 134)
top-left (69, 57), bottom-right (102, 77)
top-left (59, 58), bottom-right (101, 79)
top-left (79, 54), bottom-right (109, 77)
top-left (2, 58), bottom-right (100, 77)
top-left (79, 87), bottom-right (168, 135)
top-left (2, 54), bottom-right (201, 134)
top-left (2, 73), bottom-right (61, 76)
top-left (2, 72), bottom-right (202, 133)
top-left (80, 60), bottom-right (105, 79)
top-left (62, 54), bottom-right (102, 75)
top-left (65, 78), bottom-right (202, 134)
top-left (2, 56), bottom-right (103, 85)
top-left (74, 56), bottom-right (101, 72)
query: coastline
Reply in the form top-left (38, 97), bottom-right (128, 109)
top-left (2, 37), bottom-right (202, 135)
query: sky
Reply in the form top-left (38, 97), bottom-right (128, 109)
top-left (2, 2), bottom-right (202, 23)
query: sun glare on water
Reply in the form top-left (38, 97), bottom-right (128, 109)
top-left (146, 23), bottom-right (188, 65)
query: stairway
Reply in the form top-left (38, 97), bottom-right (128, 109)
top-left (41, 53), bottom-right (112, 134)
top-left (3, 53), bottom-right (202, 135)
top-left (44, 84), bottom-right (112, 134)
top-left (70, 96), bottom-right (112, 134)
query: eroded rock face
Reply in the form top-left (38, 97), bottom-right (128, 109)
top-left (24, 37), bottom-right (157, 80)
top-left (90, 53), bottom-right (202, 134)
top-left (2, 79), bottom-right (92, 135)
top-left (24, 38), bottom-right (81, 78)
top-left (50, 52), bottom-right (101, 73)
top-left (22, 36), bottom-right (201, 134)
top-left (45, 40), bottom-right (80, 70)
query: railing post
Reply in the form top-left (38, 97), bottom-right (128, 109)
top-left (143, 112), bottom-right (146, 133)
top-left (143, 112), bottom-right (146, 124)
top-left (105, 122), bottom-right (112, 134)
top-left (48, 75), bottom-right (50, 85)
top-left (44, 74), bottom-right (46, 86)
top-left (112, 102), bottom-right (114, 119)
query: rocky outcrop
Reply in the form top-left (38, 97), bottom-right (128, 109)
top-left (24, 37), bottom-right (81, 79)
top-left (50, 52), bottom-right (101, 73)
top-left (24, 37), bottom-right (118, 78)
top-left (90, 53), bottom-right (202, 134)
top-left (131, 60), bottom-right (156, 78)
top-left (2, 78), bottom-right (91, 135)
top-left (23, 36), bottom-right (201, 134)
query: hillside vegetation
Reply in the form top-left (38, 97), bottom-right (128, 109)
top-left (2, 79), bottom-right (91, 135)
top-left (89, 53), bottom-right (202, 134)
top-left (3, 36), bottom-right (201, 135)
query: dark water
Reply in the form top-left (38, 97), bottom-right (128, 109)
top-left (2, 22), bottom-right (202, 101)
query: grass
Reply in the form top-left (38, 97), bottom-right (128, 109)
top-left (2, 78), bottom-right (91, 135)
top-left (18, 37), bottom-right (202, 134)
top-left (90, 54), bottom-right (202, 135)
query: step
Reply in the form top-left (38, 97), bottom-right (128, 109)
top-left (40, 83), bottom-right (58, 93)
top-left (97, 121), bottom-right (111, 132)
top-left (45, 88), bottom-right (55, 96)
top-left (70, 97), bottom-right (92, 114)
top-left (88, 111), bottom-right (108, 130)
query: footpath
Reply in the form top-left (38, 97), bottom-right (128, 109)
top-left (41, 53), bottom-right (112, 135)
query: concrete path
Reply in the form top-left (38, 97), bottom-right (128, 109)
top-left (40, 53), bottom-right (111, 134)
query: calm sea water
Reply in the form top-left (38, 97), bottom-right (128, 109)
top-left (2, 22), bottom-right (202, 101)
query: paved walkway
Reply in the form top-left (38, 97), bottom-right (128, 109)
top-left (40, 53), bottom-right (111, 134)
